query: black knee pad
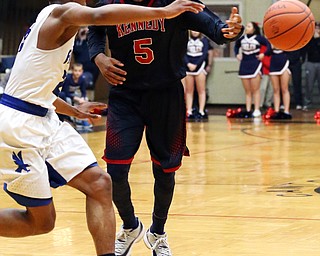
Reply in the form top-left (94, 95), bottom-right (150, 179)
top-left (107, 164), bottom-right (130, 182)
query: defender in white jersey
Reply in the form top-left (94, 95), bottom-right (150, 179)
top-left (0, 1), bottom-right (204, 255)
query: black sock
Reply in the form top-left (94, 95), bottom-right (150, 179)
top-left (150, 213), bottom-right (167, 235)
top-left (123, 216), bottom-right (139, 230)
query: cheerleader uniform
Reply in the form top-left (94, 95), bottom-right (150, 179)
top-left (234, 34), bottom-right (270, 78)
top-left (266, 49), bottom-right (292, 120)
top-left (269, 49), bottom-right (291, 76)
top-left (185, 36), bottom-right (209, 76)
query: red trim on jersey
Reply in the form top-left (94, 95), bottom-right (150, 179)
top-left (184, 146), bottom-right (190, 156)
top-left (102, 155), bottom-right (134, 165)
top-left (151, 157), bottom-right (182, 173)
top-left (147, 0), bottom-right (155, 7)
top-left (163, 164), bottom-right (181, 173)
top-left (120, 0), bottom-right (155, 6)
top-left (151, 158), bottom-right (161, 166)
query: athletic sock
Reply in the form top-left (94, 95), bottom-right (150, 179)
top-left (150, 213), bottom-right (166, 235)
top-left (123, 216), bottom-right (139, 230)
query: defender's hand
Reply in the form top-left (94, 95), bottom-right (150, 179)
top-left (95, 53), bottom-right (127, 86)
top-left (164, 0), bottom-right (204, 19)
top-left (222, 7), bottom-right (243, 39)
top-left (75, 101), bottom-right (108, 119)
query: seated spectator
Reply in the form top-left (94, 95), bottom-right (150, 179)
top-left (0, 56), bottom-right (15, 73)
top-left (73, 26), bottom-right (99, 88)
top-left (59, 63), bottom-right (92, 131)
top-left (61, 63), bottom-right (88, 103)
top-left (0, 69), bottom-right (12, 99)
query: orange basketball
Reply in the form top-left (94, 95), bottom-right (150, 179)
top-left (263, 0), bottom-right (315, 51)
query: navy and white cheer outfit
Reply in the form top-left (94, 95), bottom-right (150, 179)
top-left (234, 34), bottom-right (270, 78)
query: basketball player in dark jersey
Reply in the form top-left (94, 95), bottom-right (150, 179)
top-left (88, 2), bottom-right (243, 255)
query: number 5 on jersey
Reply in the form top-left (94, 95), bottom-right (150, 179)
top-left (133, 38), bottom-right (154, 64)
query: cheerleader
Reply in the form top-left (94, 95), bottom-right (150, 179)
top-left (234, 22), bottom-right (271, 117)
top-left (267, 48), bottom-right (292, 119)
top-left (184, 30), bottom-right (210, 120)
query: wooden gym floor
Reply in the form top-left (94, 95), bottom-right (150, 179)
top-left (1, 107), bottom-right (320, 256)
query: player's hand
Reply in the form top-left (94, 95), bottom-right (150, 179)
top-left (75, 101), bottom-right (108, 119)
top-left (95, 53), bottom-right (127, 86)
top-left (222, 7), bottom-right (243, 39)
top-left (164, 0), bottom-right (204, 19)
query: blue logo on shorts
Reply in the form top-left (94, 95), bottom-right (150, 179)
top-left (12, 151), bottom-right (30, 173)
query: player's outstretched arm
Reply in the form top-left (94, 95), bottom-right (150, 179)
top-left (55, 0), bottom-right (204, 26)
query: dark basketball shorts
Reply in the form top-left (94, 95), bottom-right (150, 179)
top-left (103, 82), bottom-right (188, 173)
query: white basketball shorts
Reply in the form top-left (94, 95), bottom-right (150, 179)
top-left (0, 97), bottom-right (97, 207)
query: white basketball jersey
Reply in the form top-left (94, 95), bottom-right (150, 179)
top-left (4, 4), bottom-right (75, 109)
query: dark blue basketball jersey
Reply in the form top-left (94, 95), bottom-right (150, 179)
top-left (88, 0), bottom-right (243, 90)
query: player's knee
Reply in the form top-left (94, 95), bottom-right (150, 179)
top-left (161, 172), bottom-right (175, 190)
top-left (26, 203), bottom-right (56, 235)
top-left (107, 164), bottom-right (130, 182)
top-left (89, 170), bottom-right (113, 197)
top-left (31, 215), bottom-right (56, 235)
top-left (100, 172), bottom-right (113, 193)
top-left (153, 163), bottom-right (175, 188)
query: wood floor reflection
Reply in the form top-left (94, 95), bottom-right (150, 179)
top-left (2, 110), bottom-right (320, 256)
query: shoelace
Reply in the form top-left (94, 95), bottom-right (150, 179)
top-left (115, 229), bottom-right (129, 253)
top-left (151, 237), bottom-right (171, 256)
